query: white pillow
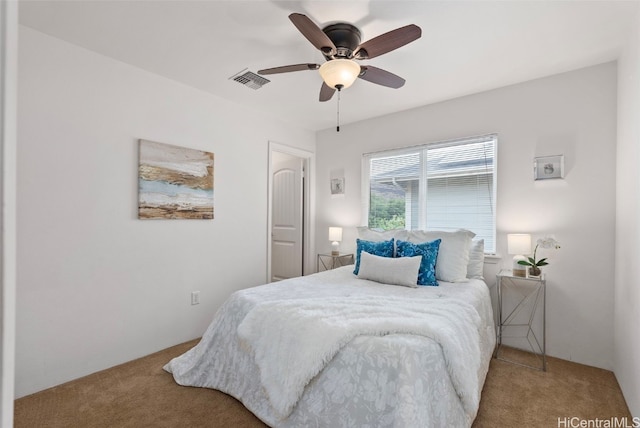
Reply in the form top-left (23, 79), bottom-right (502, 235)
top-left (357, 251), bottom-right (421, 288)
top-left (357, 227), bottom-right (408, 242)
top-left (467, 239), bottom-right (485, 279)
top-left (407, 229), bottom-right (475, 282)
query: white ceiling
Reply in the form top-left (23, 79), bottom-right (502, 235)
top-left (19, 0), bottom-right (637, 132)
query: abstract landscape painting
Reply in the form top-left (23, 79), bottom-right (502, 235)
top-left (138, 139), bottom-right (214, 219)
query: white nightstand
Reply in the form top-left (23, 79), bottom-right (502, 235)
top-left (317, 253), bottom-right (354, 272)
top-left (494, 269), bottom-right (546, 371)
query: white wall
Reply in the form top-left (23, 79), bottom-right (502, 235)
top-left (615, 3), bottom-right (640, 418)
top-left (316, 63), bottom-right (617, 370)
top-left (16, 26), bottom-right (315, 397)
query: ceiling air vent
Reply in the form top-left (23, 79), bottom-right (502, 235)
top-left (229, 69), bottom-right (270, 90)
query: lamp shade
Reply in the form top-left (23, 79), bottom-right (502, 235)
top-left (507, 234), bottom-right (532, 255)
top-left (328, 227), bottom-right (343, 242)
top-left (319, 59), bottom-right (361, 89)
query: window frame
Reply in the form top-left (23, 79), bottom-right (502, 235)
top-left (361, 134), bottom-right (498, 253)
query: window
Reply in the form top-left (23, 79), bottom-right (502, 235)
top-left (363, 134), bottom-right (497, 252)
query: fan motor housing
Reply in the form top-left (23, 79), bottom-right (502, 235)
top-left (322, 23), bottom-right (362, 59)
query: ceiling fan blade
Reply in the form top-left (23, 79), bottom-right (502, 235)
top-left (354, 24), bottom-right (421, 60)
top-left (358, 66), bottom-right (406, 89)
top-left (289, 13), bottom-right (337, 56)
top-left (258, 63), bottom-right (320, 75)
top-left (319, 82), bottom-right (336, 102)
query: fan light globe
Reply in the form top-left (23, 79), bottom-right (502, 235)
top-left (319, 59), bottom-right (361, 90)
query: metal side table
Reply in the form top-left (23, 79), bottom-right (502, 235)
top-left (317, 253), bottom-right (354, 272)
top-left (495, 269), bottom-right (546, 371)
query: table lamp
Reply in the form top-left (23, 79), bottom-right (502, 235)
top-left (329, 227), bottom-right (343, 256)
top-left (507, 233), bottom-right (531, 277)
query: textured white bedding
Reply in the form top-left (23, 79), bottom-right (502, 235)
top-left (164, 266), bottom-right (496, 428)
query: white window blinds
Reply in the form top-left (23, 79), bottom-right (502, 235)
top-left (363, 134), bottom-right (497, 252)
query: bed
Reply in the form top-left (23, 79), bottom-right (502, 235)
top-left (165, 229), bottom-right (495, 427)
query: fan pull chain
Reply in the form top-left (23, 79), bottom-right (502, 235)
top-left (336, 88), bottom-right (341, 132)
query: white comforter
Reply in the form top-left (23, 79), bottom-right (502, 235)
top-left (165, 266), bottom-right (496, 428)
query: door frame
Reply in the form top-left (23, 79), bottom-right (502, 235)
top-left (1, 1), bottom-right (18, 425)
top-left (267, 141), bottom-right (315, 283)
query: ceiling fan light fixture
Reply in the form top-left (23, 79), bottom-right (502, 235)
top-left (319, 59), bottom-right (361, 90)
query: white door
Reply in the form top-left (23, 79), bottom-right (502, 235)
top-left (271, 157), bottom-right (304, 281)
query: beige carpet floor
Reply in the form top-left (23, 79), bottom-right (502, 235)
top-left (15, 340), bottom-right (631, 428)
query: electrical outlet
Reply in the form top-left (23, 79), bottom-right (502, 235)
top-left (191, 291), bottom-right (200, 305)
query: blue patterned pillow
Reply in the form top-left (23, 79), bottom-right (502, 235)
top-left (396, 239), bottom-right (441, 286)
top-left (353, 238), bottom-right (395, 275)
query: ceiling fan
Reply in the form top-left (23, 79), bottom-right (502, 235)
top-left (258, 13), bottom-right (422, 102)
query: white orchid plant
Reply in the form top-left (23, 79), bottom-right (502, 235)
top-left (517, 236), bottom-right (561, 276)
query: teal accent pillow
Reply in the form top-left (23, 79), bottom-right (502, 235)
top-left (396, 239), bottom-right (441, 286)
top-left (353, 238), bottom-right (394, 275)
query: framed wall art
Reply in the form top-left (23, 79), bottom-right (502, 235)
top-left (534, 155), bottom-right (564, 180)
top-left (330, 177), bottom-right (345, 195)
top-left (138, 139), bottom-right (214, 219)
